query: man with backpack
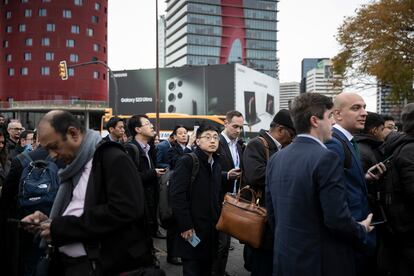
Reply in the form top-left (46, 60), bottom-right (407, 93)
top-left (380, 103), bottom-right (414, 275)
top-left (21, 110), bottom-right (160, 275)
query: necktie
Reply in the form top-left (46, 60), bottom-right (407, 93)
top-left (350, 138), bottom-right (360, 159)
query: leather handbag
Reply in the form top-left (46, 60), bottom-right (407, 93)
top-left (216, 186), bottom-right (267, 248)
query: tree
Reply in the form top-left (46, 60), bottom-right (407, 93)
top-left (333, 0), bottom-right (414, 101)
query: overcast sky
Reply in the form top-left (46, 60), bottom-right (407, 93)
top-left (108, 0), bottom-right (376, 110)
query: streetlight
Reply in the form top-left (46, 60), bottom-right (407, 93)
top-left (155, 0), bottom-right (160, 137)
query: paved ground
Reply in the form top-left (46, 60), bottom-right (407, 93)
top-left (154, 236), bottom-right (250, 276)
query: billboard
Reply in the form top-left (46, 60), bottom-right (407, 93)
top-left (110, 64), bottom-right (279, 132)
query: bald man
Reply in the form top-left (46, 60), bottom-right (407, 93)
top-left (325, 93), bottom-right (385, 276)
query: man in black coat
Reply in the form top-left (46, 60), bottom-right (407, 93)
top-left (242, 109), bottom-right (295, 275)
top-left (214, 110), bottom-right (244, 276)
top-left (170, 125), bottom-right (224, 276)
top-left (102, 116), bottom-right (125, 143)
top-left (127, 114), bottom-right (166, 238)
top-left (22, 110), bottom-right (155, 275)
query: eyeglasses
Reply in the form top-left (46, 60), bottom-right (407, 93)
top-left (141, 121), bottom-right (153, 127)
top-left (199, 135), bottom-right (219, 141)
top-left (10, 127), bottom-right (24, 131)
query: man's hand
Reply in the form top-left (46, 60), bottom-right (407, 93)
top-left (21, 211), bottom-right (48, 233)
top-left (156, 168), bottom-right (166, 177)
top-left (227, 168), bottom-right (241, 180)
top-left (181, 229), bottom-right (194, 240)
top-left (366, 162), bottom-right (387, 181)
top-left (358, 213), bottom-right (374, 233)
top-left (40, 221), bottom-right (52, 242)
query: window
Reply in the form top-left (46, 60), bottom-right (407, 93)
top-left (41, 37), bottom-right (50, 46)
top-left (6, 11), bottom-right (11, 19)
top-left (3, 40), bottom-right (9, 48)
top-left (41, 67), bottom-right (50, 75)
top-left (8, 68), bottom-right (15, 76)
top-left (42, 0), bottom-right (50, 2)
top-left (24, 52), bottom-right (31, 61)
top-left (19, 24), bottom-right (26, 32)
top-left (38, 8), bottom-right (47, 16)
top-left (93, 71), bottom-right (99, 79)
top-left (95, 3), bottom-right (101, 10)
top-left (25, 38), bottom-right (33, 46)
top-left (20, 0), bottom-right (28, 3)
top-left (21, 67), bottom-right (28, 75)
top-left (86, 28), bottom-right (93, 37)
top-left (92, 15), bottom-right (98, 23)
top-left (6, 26), bottom-right (12, 33)
top-left (5, 54), bottom-right (12, 62)
top-left (63, 10), bottom-right (72, 18)
top-left (24, 9), bottom-right (32, 17)
top-left (45, 52), bottom-right (54, 61)
top-left (93, 43), bottom-right (100, 52)
top-left (68, 68), bottom-right (75, 76)
top-left (46, 23), bottom-right (55, 32)
top-left (66, 39), bottom-right (75, 47)
top-left (71, 25), bottom-right (79, 34)
top-left (74, 0), bottom-right (82, 5)
top-left (69, 54), bottom-right (78, 62)
top-left (4, 0), bottom-right (9, 4)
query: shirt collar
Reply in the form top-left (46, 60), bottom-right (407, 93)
top-left (265, 131), bottom-right (282, 150)
top-left (221, 131), bottom-right (236, 145)
top-left (333, 124), bottom-right (353, 142)
top-left (137, 140), bottom-right (150, 153)
top-left (297, 134), bottom-right (327, 149)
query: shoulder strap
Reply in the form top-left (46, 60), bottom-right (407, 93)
top-left (332, 132), bottom-right (352, 169)
top-left (258, 136), bottom-right (270, 160)
top-left (187, 152), bottom-right (199, 185)
top-left (125, 142), bottom-right (140, 169)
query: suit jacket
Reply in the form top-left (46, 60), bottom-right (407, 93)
top-left (325, 128), bottom-right (375, 254)
top-left (266, 136), bottom-right (367, 276)
top-left (218, 134), bottom-right (243, 197)
top-left (170, 148), bottom-right (222, 260)
top-left (130, 140), bottom-right (157, 188)
top-left (50, 142), bottom-right (153, 274)
top-left (156, 140), bottom-right (171, 168)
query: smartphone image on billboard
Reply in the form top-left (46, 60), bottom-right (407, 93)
top-left (165, 71), bottom-right (206, 115)
top-left (244, 91), bottom-right (261, 125)
top-left (266, 94), bottom-right (274, 115)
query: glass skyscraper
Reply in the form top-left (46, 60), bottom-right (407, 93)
top-left (165, 0), bottom-right (278, 78)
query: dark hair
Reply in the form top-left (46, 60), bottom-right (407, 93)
top-left (196, 124), bottom-right (219, 138)
top-left (382, 115), bottom-right (394, 122)
top-left (105, 116), bottom-right (123, 130)
top-left (20, 130), bottom-right (34, 140)
top-left (127, 114), bottom-right (148, 136)
top-left (46, 111), bottom-right (84, 139)
top-left (225, 110), bottom-right (243, 122)
top-left (363, 112), bottom-right (384, 133)
top-left (0, 132), bottom-right (7, 168)
top-left (290, 93), bottom-right (333, 134)
top-left (172, 125), bottom-right (187, 136)
top-left (401, 103), bottom-right (414, 134)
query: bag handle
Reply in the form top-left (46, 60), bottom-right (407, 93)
top-left (237, 186), bottom-right (257, 204)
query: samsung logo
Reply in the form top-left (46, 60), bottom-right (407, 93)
top-left (114, 72), bottom-right (128, 78)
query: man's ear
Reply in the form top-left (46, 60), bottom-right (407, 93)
top-left (309, 115), bottom-right (318, 128)
top-left (195, 138), bottom-right (200, 146)
top-left (67, 126), bottom-right (80, 141)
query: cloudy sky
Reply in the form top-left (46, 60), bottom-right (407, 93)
top-left (108, 0), bottom-right (376, 110)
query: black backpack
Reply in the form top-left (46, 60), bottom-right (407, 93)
top-left (158, 153), bottom-right (199, 229)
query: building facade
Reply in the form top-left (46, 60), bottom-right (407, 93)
top-left (164, 0), bottom-right (278, 78)
top-left (377, 84), bottom-right (413, 122)
top-left (279, 82), bottom-right (299, 110)
top-left (0, 0), bottom-right (108, 102)
top-left (305, 59), bottom-right (342, 98)
top-left (300, 58), bottom-right (329, 93)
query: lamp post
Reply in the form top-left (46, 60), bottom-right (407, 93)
top-left (155, 0), bottom-right (160, 137)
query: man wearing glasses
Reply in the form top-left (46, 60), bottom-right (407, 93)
top-left (213, 110), bottom-right (244, 276)
top-left (6, 120), bottom-right (24, 159)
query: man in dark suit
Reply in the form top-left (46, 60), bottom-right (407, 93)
top-left (22, 110), bottom-right (155, 275)
top-left (127, 115), bottom-right (166, 238)
top-left (156, 133), bottom-right (175, 168)
top-left (242, 109), bottom-right (295, 275)
top-left (325, 93), bottom-right (386, 275)
top-left (102, 116), bottom-right (125, 143)
top-left (266, 93), bottom-right (374, 276)
top-left (213, 110), bottom-right (244, 276)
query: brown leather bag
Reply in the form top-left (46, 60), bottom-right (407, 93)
top-left (216, 186), bottom-right (267, 248)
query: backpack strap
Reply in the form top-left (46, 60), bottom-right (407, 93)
top-left (258, 136), bottom-right (270, 161)
top-left (125, 142), bottom-right (140, 169)
top-left (332, 132), bottom-right (352, 169)
top-left (16, 151), bottom-right (33, 168)
top-left (187, 152), bottom-right (199, 185)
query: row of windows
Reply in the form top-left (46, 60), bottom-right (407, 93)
top-left (243, 1), bottom-right (277, 11)
top-left (188, 45), bottom-right (220, 56)
top-left (246, 49), bottom-right (276, 60)
top-left (7, 67), bottom-right (103, 79)
top-left (246, 59), bottom-right (277, 70)
top-left (245, 29), bottom-right (276, 40)
top-left (5, 9), bottom-right (100, 23)
top-left (188, 24), bottom-right (221, 36)
top-left (2, 39), bottom-right (102, 52)
top-left (5, 24), bottom-right (95, 37)
top-left (188, 34), bottom-right (221, 46)
top-left (244, 9), bottom-right (277, 21)
top-left (188, 3), bottom-right (221, 15)
top-left (246, 39), bottom-right (276, 50)
top-left (4, 53), bottom-right (84, 62)
top-left (187, 55), bottom-right (219, 66)
top-left (245, 19), bottom-right (277, 31)
top-left (188, 14), bottom-right (221, 26)
top-left (3, 0), bottom-right (102, 10)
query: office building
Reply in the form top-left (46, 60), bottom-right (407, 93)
top-left (158, 15), bottom-right (166, 67)
top-left (279, 82), bottom-right (299, 109)
top-left (377, 84), bottom-right (412, 121)
top-left (305, 59), bottom-right (342, 97)
top-left (164, 0), bottom-right (279, 78)
top-left (300, 58), bottom-right (329, 93)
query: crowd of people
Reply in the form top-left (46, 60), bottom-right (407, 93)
top-left (0, 91), bottom-right (412, 276)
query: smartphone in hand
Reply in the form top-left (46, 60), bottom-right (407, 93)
top-left (8, 218), bottom-right (40, 227)
top-left (187, 232), bottom-right (201, 247)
